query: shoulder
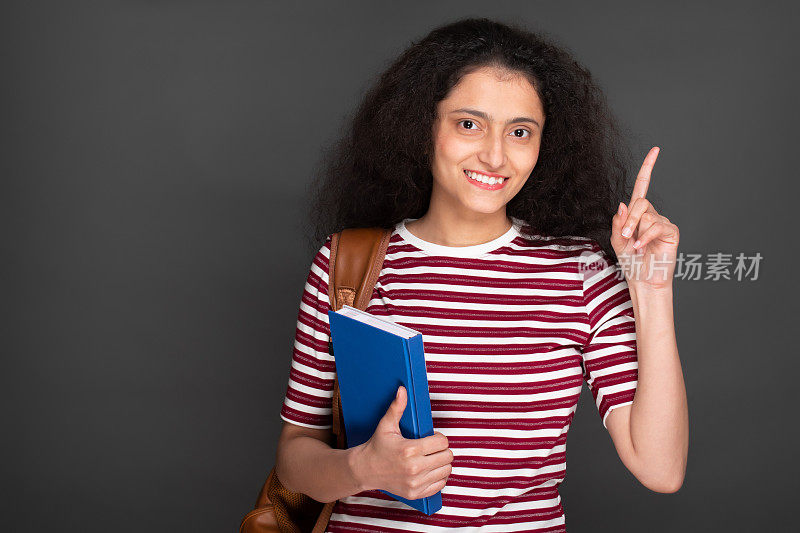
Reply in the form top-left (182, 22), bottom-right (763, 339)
top-left (311, 234), bottom-right (334, 260)
top-left (303, 235), bottom-right (334, 286)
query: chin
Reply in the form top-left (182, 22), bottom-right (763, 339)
top-left (463, 199), bottom-right (508, 215)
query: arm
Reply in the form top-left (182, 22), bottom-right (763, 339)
top-left (605, 285), bottom-right (688, 493)
top-left (276, 238), bottom-right (452, 503)
top-left (274, 421), bottom-right (367, 503)
top-left (275, 237), bottom-right (368, 503)
top-left (275, 388), bottom-right (453, 503)
top-left (605, 146), bottom-right (688, 492)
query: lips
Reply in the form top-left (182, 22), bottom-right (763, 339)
top-left (463, 169), bottom-right (509, 191)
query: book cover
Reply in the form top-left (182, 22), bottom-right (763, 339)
top-left (327, 305), bottom-right (441, 515)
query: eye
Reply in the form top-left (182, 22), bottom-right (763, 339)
top-left (458, 119), bottom-right (479, 131)
top-left (510, 128), bottom-right (530, 138)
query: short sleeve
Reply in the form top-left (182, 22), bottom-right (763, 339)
top-left (279, 235), bottom-right (336, 429)
top-left (579, 241), bottom-right (639, 428)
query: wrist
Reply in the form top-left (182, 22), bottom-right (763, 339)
top-left (347, 443), bottom-right (373, 493)
top-left (628, 282), bottom-right (673, 299)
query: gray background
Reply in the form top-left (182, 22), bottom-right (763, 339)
top-left (3, 1), bottom-right (797, 531)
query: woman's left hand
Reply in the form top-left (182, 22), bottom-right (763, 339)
top-left (611, 147), bottom-right (680, 291)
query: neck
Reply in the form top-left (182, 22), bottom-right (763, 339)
top-left (405, 209), bottom-right (513, 247)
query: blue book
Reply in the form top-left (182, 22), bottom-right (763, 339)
top-left (327, 305), bottom-right (442, 515)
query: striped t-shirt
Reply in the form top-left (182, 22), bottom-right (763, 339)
top-left (279, 216), bottom-right (638, 532)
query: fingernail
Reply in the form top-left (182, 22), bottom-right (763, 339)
top-left (617, 202), bottom-right (624, 216)
top-left (622, 227), bottom-right (632, 238)
top-left (633, 240), bottom-right (641, 249)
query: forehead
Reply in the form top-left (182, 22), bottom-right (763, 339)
top-left (438, 66), bottom-right (545, 119)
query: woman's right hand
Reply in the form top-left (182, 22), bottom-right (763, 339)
top-left (351, 385), bottom-right (453, 500)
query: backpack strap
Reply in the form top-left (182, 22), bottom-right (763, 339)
top-left (328, 227), bottom-right (392, 312)
top-left (328, 226), bottom-right (392, 446)
top-left (310, 227), bottom-right (391, 533)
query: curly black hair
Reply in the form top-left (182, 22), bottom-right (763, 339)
top-left (306, 17), bottom-right (635, 264)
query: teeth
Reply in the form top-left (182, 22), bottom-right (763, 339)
top-left (466, 170), bottom-right (506, 185)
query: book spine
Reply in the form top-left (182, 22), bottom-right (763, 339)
top-left (406, 333), bottom-right (439, 515)
top-left (401, 338), bottom-right (420, 438)
top-left (407, 334), bottom-right (433, 438)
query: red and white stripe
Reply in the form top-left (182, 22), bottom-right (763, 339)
top-left (280, 218), bottom-right (638, 532)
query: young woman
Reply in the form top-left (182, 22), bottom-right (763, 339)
top-left (275, 17), bottom-right (688, 532)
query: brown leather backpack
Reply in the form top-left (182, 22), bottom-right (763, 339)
top-left (240, 227), bottom-right (393, 533)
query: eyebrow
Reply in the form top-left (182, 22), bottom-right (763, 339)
top-left (449, 107), bottom-right (541, 129)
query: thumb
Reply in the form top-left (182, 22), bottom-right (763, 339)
top-left (382, 385), bottom-right (407, 430)
top-left (613, 202), bottom-right (627, 233)
top-left (611, 202), bottom-right (628, 249)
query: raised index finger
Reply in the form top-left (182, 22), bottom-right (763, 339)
top-left (630, 146), bottom-right (660, 203)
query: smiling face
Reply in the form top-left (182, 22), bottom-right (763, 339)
top-left (429, 65), bottom-right (546, 220)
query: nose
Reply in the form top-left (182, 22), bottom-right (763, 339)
top-left (477, 130), bottom-right (506, 170)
